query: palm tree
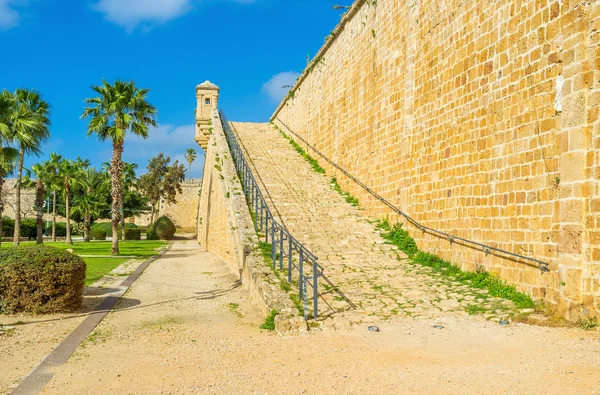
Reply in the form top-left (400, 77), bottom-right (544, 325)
top-left (22, 163), bottom-right (53, 244)
top-left (82, 79), bottom-right (157, 255)
top-left (0, 148), bottom-right (17, 248)
top-left (184, 148), bottom-right (197, 180)
top-left (9, 89), bottom-right (51, 245)
top-left (0, 92), bottom-right (16, 247)
top-left (59, 159), bottom-right (78, 245)
top-left (73, 167), bottom-right (108, 242)
top-left (46, 152), bottom-right (63, 242)
top-left (121, 162), bottom-right (138, 241)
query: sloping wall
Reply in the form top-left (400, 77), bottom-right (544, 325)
top-left (197, 110), bottom-right (305, 332)
top-left (272, 0), bottom-right (600, 319)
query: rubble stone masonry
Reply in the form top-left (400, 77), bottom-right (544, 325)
top-left (272, 0), bottom-right (600, 319)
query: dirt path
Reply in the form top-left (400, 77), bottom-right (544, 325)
top-left (39, 239), bottom-right (600, 394)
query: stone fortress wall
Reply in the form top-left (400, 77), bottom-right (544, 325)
top-left (132, 179), bottom-right (201, 229)
top-left (272, 0), bottom-right (600, 319)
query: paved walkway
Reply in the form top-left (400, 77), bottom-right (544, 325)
top-left (233, 122), bottom-right (526, 327)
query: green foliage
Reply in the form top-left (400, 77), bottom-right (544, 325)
top-left (578, 316), bottom-right (598, 331)
top-left (146, 216), bottom-right (176, 240)
top-left (90, 229), bottom-right (107, 241)
top-left (272, 124), bottom-right (325, 174)
top-left (137, 153), bottom-right (186, 216)
top-left (259, 310), bottom-right (279, 331)
top-left (91, 222), bottom-right (136, 239)
top-left (0, 245), bottom-right (86, 313)
top-left (330, 177), bottom-right (359, 207)
top-left (413, 252), bottom-right (535, 309)
top-left (377, 219), bottom-right (418, 257)
top-left (124, 228), bottom-right (141, 241)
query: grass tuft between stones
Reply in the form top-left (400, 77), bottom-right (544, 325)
top-left (377, 219), bottom-right (536, 310)
top-left (260, 310), bottom-right (279, 331)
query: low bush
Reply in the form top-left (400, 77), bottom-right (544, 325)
top-left (124, 228), bottom-right (141, 240)
top-left (146, 216), bottom-right (176, 240)
top-left (1, 217), bottom-right (40, 239)
top-left (90, 229), bottom-right (107, 241)
top-left (0, 246), bottom-right (86, 313)
top-left (91, 222), bottom-right (137, 238)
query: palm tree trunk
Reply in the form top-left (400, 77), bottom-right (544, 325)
top-left (84, 209), bottom-right (90, 242)
top-left (13, 147), bottom-right (24, 245)
top-left (35, 180), bottom-right (44, 244)
top-left (0, 170), bottom-right (4, 248)
top-left (51, 190), bottom-right (57, 242)
top-left (65, 190), bottom-right (73, 245)
top-left (111, 140), bottom-right (124, 255)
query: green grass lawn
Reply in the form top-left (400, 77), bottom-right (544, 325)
top-left (83, 257), bottom-right (131, 286)
top-left (0, 240), bottom-right (167, 257)
top-left (0, 240), bottom-right (168, 286)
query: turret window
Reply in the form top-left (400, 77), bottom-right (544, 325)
top-left (205, 98), bottom-right (211, 105)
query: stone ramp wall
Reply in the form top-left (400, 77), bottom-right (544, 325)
top-left (197, 110), bottom-right (304, 332)
top-left (272, 0), bottom-right (600, 319)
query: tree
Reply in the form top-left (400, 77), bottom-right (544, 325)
top-left (8, 89), bottom-right (51, 245)
top-left (22, 163), bottom-right (55, 244)
top-left (138, 153), bottom-right (185, 224)
top-left (0, 93), bottom-right (18, 247)
top-left (72, 167), bottom-right (108, 242)
top-left (120, 162), bottom-right (138, 241)
top-left (0, 149), bottom-right (17, 248)
top-left (46, 152), bottom-right (63, 242)
top-left (59, 159), bottom-right (80, 245)
top-left (184, 148), bottom-right (197, 180)
top-left (82, 79), bottom-right (157, 255)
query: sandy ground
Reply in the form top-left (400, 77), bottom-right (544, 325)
top-left (0, 258), bottom-right (142, 394)
top-left (32, 240), bottom-right (600, 394)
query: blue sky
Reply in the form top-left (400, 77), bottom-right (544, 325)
top-left (0, 0), bottom-right (344, 178)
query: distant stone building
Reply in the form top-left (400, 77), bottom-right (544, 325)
top-left (1, 179), bottom-right (37, 219)
top-left (130, 179), bottom-right (201, 229)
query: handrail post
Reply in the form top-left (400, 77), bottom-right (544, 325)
top-left (313, 261), bottom-right (319, 319)
top-left (288, 237), bottom-right (293, 282)
top-left (279, 228), bottom-right (284, 270)
top-left (298, 248), bottom-right (304, 299)
top-left (271, 224), bottom-right (277, 268)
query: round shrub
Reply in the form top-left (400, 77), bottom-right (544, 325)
top-left (124, 228), bottom-right (141, 240)
top-left (90, 229), bottom-right (107, 241)
top-left (1, 216), bottom-right (14, 237)
top-left (0, 246), bottom-right (86, 313)
top-left (146, 216), bottom-right (176, 240)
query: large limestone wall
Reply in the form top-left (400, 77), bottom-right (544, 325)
top-left (272, 0), bottom-right (600, 319)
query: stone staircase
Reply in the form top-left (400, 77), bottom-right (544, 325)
top-left (232, 122), bottom-right (523, 329)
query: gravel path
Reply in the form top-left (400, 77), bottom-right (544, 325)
top-left (37, 239), bottom-right (600, 394)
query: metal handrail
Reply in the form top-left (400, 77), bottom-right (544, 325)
top-left (274, 118), bottom-right (550, 273)
top-left (219, 110), bottom-right (323, 319)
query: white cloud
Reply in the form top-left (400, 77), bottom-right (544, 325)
top-left (92, 0), bottom-right (257, 31)
top-left (262, 71), bottom-right (300, 103)
top-left (92, 0), bottom-right (192, 31)
top-left (0, 0), bottom-right (22, 31)
top-left (121, 124), bottom-right (205, 178)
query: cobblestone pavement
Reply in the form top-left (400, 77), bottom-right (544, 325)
top-left (232, 122), bottom-right (529, 329)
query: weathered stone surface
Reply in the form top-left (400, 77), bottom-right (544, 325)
top-left (271, 0), bottom-right (600, 320)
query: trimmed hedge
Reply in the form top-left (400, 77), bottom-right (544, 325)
top-left (0, 246), bottom-right (86, 313)
top-left (91, 222), bottom-right (137, 239)
top-left (124, 228), bottom-right (141, 240)
top-left (1, 218), bottom-right (75, 238)
top-left (90, 229), bottom-right (107, 241)
top-left (146, 216), bottom-right (176, 240)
